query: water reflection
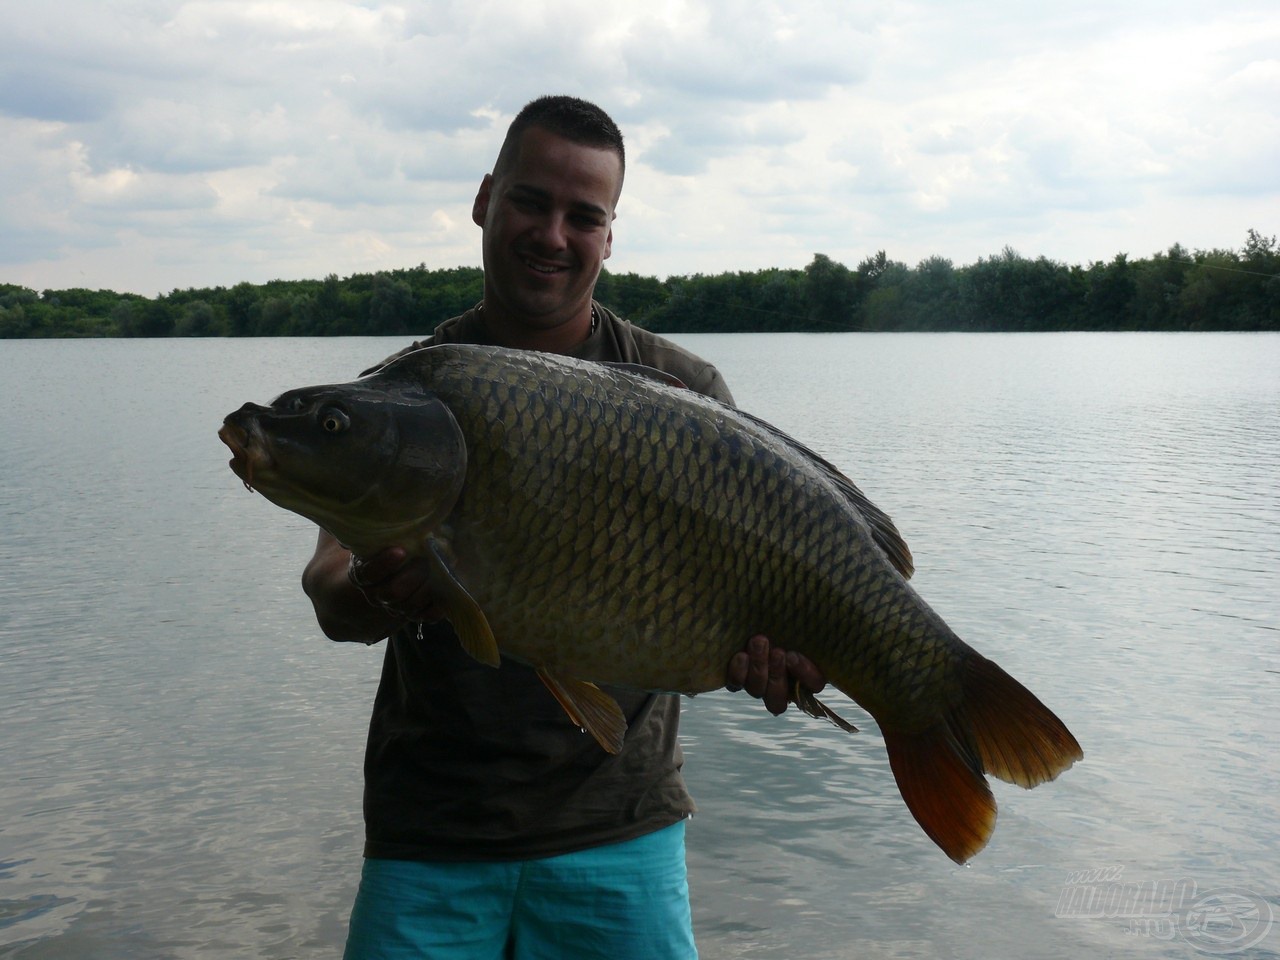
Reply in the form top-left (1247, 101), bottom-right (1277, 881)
top-left (2, 334), bottom-right (1278, 958)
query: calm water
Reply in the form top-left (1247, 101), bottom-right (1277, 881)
top-left (1, 333), bottom-right (1277, 959)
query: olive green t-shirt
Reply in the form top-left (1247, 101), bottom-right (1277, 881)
top-left (360, 303), bottom-right (733, 861)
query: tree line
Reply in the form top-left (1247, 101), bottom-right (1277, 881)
top-left (2, 230), bottom-right (1276, 338)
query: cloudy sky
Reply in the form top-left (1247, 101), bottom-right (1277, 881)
top-left (3, 0), bottom-right (1277, 297)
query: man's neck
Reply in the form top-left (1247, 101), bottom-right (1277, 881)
top-left (477, 302), bottom-right (597, 355)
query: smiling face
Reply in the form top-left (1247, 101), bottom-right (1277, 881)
top-left (471, 125), bottom-right (622, 351)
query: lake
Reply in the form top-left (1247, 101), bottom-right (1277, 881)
top-left (1, 333), bottom-right (1277, 959)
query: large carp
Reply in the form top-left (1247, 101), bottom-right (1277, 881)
top-left (219, 343), bottom-right (1081, 863)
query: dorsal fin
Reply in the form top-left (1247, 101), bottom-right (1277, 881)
top-left (602, 362), bottom-right (689, 390)
top-left (598, 358), bottom-right (910, 577)
top-left (733, 408), bottom-right (914, 579)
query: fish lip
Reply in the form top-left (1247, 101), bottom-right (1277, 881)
top-left (218, 420), bottom-right (259, 490)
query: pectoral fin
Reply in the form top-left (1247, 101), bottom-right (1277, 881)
top-left (422, 543), bottom-right (500, 667)
top-left (536, 668), bottom-right (629, 754)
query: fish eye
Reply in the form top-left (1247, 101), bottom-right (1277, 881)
top-left (320, 407), bottom-right (350, 434)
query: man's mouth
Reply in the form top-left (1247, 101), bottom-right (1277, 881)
top-left (522, 257), bottom-right (570, 275)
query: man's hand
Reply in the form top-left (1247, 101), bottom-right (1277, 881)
top-left (346, 547), bottom-right (447, 625)
top-left (302, 532), bottom-right (444, 643)
top-left (725, 634), bottom-right (828, 716)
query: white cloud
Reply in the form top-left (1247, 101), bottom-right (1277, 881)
top-left (1, 0), bottom-right (1276, 295)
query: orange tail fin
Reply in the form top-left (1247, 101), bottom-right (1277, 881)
top-left (880, 653), bottom-right (1083, 864)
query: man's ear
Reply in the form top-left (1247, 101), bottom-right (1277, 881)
top-left (471, 174), bottom-right (494, 227)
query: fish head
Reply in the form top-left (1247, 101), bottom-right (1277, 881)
top-left (219, 378), bottom-right (466, 555)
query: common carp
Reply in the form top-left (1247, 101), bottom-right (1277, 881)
top-left (219, 343), bottom-right (1082, 863)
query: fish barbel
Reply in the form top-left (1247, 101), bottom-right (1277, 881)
top-left (219, 343), bottom-right (1082, 863)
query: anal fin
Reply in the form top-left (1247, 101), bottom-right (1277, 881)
top-left (536, 668), bottom-right (629, 754)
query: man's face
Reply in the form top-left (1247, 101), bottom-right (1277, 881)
top-left (472, 126), bottom-right (621, 333)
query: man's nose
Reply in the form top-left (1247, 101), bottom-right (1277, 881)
top-left (529, 212), bottom-right (568, 250)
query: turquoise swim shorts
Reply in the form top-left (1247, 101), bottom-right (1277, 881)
top-left (343, 820), bottom-right (697, 959)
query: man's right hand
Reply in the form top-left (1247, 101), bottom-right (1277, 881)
top-left (302, 531), bottom-right (442, 643)
top-left (346, 547), bottom-right (448, 625)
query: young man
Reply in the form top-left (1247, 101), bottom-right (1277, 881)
top-left (302, 96), bottom-right (825, 960)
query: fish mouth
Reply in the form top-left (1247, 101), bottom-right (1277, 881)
top-left (218, 420), bottom-right (260, 491)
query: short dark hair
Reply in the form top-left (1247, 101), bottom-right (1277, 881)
top-left (493, 95), bottom-right (625, 184)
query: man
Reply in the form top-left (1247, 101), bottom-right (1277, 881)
top-left (303, 95), bottom-right (825, 959)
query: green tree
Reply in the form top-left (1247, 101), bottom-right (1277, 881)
top-left (0, 304), bottom-right (32, 337)
top-left (958, 248), bottom-right (1078, 330)
top-left (1131, 243), bottom-right (1192, 329)
top-left (803, 254), bottom-right (858, 330)
top-left (5, 230), bottom-right (1276, 337)
top-left (313, 274), bottom-right (349, 335)
top-left (899, 256), bottom-right (958, 330)
top-left (258, 297), bottom-right (295, 336)
top-left (1240, 229), bottom-right (1280, 330)
top-left (368, 273), bottom-right (415, 335)
top-left (1081, 254), bottom-right (1136, 329)
top-left (856, 254), bottom-right (909, 330)
top-left (224, 281), bottom-right (261, 336)
top-left (594, 270), bottom-right (669, 325)
top-left (175, 300), bottom-right (217, 337)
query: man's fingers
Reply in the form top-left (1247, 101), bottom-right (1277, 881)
top-left (725, 651), bottom-right (749, 692)
top-left (727, 636), bottom-right (829, 719)
top-left (762, 648), bottom-right (789, 716)
top-left (786, 652), bottom-right (828, 694)
top-left (347, 547), bottom-right (408, 591)
top-left (359, 556), bottom-right (449, 625)
top-left (743, 635), bottom-right (771, 698)
top-left (738, 636), bottom-right (794, 714)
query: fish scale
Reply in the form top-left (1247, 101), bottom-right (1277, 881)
top-left (220, 342), bottom-right (1082, 863)
top-left (443, 349), bottom-right (959, 703)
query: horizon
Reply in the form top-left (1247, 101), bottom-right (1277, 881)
top-left (6, 232), bottom-right (1269, 301)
